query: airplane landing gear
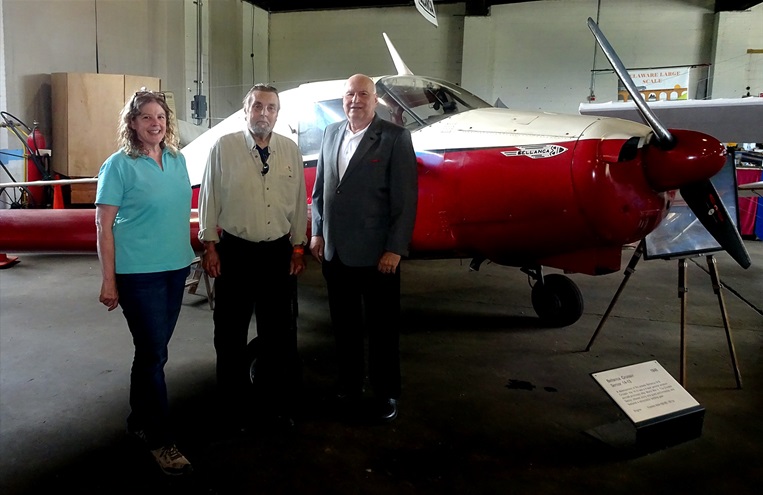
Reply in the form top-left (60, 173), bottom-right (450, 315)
top-left (523, 267), bottom-right (584, 327)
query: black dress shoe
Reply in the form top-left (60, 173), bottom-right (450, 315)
top-left (374, 398), bottom-right (398, 423)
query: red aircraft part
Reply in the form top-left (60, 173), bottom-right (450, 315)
top-left (0, 209), bottom-right (203, 253)
top-left (642, 129), bottom-right (728, 191)
top-left (405, 137), bottom-right (671, 275)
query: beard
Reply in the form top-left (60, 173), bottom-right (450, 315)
top-left (249, 121), bottom-right (273, 139)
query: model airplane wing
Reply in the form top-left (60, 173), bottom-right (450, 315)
top-left (579, 97), bottom-right (763, 144)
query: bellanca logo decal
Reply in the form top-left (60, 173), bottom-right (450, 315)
top-left (501, 145), bottom-right (567, 159)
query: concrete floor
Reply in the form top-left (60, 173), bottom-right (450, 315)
top-left (1, 242), bottom-right (761, 494)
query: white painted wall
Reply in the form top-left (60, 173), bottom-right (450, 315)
top-left (711, 5), bottom-right (763, 97)
top-left (241, 4), bottom-right (270, 93)
top-left (464, 0), bottom-right (721, 114)
top-left (208, 0), bottom-right (243, 127)
top-left (1, 0), bottom-right (194, 146)
top-left (268, 3), bottom-right (466, 91)
top-left (0, 0), bottom-right (7, 149)
top-left (461, 0), bottom-right (762, 113)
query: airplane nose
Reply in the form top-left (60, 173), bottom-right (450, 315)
top-left (642, 129), bottom-right (726, 192)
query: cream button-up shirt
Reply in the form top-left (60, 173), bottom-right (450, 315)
top-left (197, 127), bottom-right (307, 247)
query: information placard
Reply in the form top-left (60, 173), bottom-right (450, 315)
top-left (591, 361), bottom-right (700, 425)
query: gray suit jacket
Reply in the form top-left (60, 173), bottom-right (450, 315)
top-left (311, 115), bottom-right (418, 267)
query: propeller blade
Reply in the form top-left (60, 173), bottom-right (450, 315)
top-left (680, 180), bottom-right (751, 268)
top-left (587, 17), bottom-right (750, 269)
top-left (587, 18), bottom-right (675, 149)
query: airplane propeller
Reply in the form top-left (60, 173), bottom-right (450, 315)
top-left (587, 18), bottom-right (751, 269)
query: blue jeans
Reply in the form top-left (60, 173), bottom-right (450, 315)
top-left (116, 266), bottom-right (189, 449)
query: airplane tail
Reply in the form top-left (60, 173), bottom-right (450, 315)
top-left (383, 33), bottom-right (414, 76)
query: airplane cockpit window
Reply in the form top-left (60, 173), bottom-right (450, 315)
top-left (298, 94), bottom-right (413, 157)
top-left (297, 77), bottom-right (492, 157)
top-left (376, 75), bottom-right (491, 131)
top-left (298, 98), bottom-right (345, 157)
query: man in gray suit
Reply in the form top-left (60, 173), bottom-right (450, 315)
top-left (310, 74), bottom-right (418, 423)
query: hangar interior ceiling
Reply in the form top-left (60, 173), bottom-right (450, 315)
top-left (245, 0), bottom-right (763, 15)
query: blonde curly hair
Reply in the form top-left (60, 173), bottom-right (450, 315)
top-left (117, 90), bottom-right (179, 158)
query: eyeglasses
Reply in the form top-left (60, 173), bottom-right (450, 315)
top-left (261, 160), bottom-right (269, 176)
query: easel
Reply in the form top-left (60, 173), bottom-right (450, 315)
top-left (185, 256), bottom-right (215, 310)
top-left (584, 240), bottom-right (743, 389)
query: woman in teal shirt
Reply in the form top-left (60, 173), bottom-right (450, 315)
top-left (96, 90), bottom-right (195, 476)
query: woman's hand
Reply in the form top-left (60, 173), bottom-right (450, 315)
top-left (99, 279), bottom-right (119, 311)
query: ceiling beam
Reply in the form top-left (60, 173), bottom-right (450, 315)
top-left (243, 1), bottom-right (763, 14)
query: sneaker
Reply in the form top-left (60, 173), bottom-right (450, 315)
top-left (150, 444), bottom-right (193, 476)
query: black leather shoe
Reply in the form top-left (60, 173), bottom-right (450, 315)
top-left (374, 398), bottom-right (398, 423)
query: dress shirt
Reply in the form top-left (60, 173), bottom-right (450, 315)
top-left (197, 128), bottom-right (307, 246)
top-left (338, 124), bottom-right (369, 180)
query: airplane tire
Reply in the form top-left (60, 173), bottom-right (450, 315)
top-left (531, 274), bottom-right (584, 327)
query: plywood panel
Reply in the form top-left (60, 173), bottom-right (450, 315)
top-left (51, 73), bottom-right (161, 180)
top-left (68, 73), bottom-right (124, 178)
top-left (51, 73), bottom-right (71, 176)
top-left (124, 75), bottom-right (161, 96)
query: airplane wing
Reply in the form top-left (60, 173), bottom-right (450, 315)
top-left (579, 97), bottom-right (763, 144)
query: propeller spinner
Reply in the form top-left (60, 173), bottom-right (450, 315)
top-left (587, 18), bottom-right (751, 269)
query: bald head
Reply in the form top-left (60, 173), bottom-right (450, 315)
top-left (343, 74), bottom-right (378, 132)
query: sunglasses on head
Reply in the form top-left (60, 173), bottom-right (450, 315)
top-left (134, 90), bottom-right (166, 101)
top-left (257, 146), bottom-right (270, 176)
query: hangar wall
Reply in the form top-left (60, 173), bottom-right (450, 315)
top-left (0, 0), bottom-right (194, 150)
top-left (267, 3), bottom-right (466, 91)
top-left (462, 0), bottom-right (762, 114)
top-left (1, 0), bottom-right (760, 151)
top-left (463, 0), bottom-right (717, 114)
top-left (712, 7), bottom-right (763, 98)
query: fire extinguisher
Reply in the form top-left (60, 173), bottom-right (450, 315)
top-left (25, 122), bottom-right (48, 207)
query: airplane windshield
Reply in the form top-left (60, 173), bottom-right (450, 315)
top-left (376, 75), bottom-right (492, 131)
top-left (298, 98), bottom-right (345, 158)
top-left (297, 76), bottom-right (493, 158)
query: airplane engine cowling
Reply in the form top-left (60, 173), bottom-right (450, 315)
top-left (572, 137), bottom-right (670, 247)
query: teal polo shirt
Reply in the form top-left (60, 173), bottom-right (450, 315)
top-left (96, 149), bottom-right (195, 274)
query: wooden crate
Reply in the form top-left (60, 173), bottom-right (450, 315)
top-left (69, 181), bottom-right (98, 205)
top-left (51, 73), bottom-right (161, 178)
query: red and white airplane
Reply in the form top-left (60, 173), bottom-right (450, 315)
top-left (0, 19), bottom-right (751, 326)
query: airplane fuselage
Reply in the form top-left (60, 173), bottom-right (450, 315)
top-left (0, 74), bottom-right (724, 279)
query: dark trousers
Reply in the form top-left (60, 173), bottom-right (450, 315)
top-left (213, 232), bottom-right (300, 418)
top-left (322, 255), bottom-right (401, 399)
top-left (116, 266), bottom-right (190, 449)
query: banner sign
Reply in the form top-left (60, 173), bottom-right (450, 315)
top-left (618, 66), bottom-right (690, 102)
top-left (416, 0), bottom-right (438, 27)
